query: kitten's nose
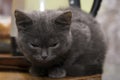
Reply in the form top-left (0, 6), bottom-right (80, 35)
top-left (41, 49), bottom-right (48, 60)
top-left (41, 56), bottom-right (47, 60)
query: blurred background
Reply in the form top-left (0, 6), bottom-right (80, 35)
top-left (96, 0), bottom-right (120, 80)
top-left (0, 0), bottom-right (120, 80)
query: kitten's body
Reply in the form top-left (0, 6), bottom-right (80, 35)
top-left (15, 7), bottom-right (106, 78)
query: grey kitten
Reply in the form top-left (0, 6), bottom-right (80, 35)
top-left (14, 7), bottom-right (106, 78)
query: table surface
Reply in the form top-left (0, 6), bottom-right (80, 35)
top-left (0, 71), bottom-right (101, 80)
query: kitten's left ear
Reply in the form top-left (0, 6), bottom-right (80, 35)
top-left (14, 10), bottom-right (33, 26)
top-left (55, 10), bottom-right (72, 25)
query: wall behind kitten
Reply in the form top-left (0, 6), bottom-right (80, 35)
top-left (96, 0), bottom-right (120, 80)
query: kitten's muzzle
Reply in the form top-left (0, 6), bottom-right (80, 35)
top-left (41, 55), bottom-right (48, 60)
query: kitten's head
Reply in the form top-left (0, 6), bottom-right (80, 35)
top-left (14, 10), bottom-right (72, 65)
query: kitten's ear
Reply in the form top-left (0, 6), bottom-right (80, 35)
top-left (55, 10), bottom-right (72, 25)
top-left (14, 10), bottom-right (33, 28)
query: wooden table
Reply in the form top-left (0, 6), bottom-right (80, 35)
top-left (0, 71), bottom-right (101, 80)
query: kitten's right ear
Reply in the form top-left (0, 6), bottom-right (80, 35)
top-left (14, 10), bottom-right (33, 29)
top-left (55, 11), bottom-right (72, 25)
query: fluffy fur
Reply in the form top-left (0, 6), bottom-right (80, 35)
top-left (14, 7), bottom-right (107, 78)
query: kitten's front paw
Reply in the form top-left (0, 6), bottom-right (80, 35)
top-left (29, 67), bottom-right (47, 76)
top-left (48, 68), bottom-right (66, 78)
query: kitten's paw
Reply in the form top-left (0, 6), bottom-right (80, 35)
top-left (29, 67), bottom-right (46, 76)
top-left (48, 68), bottom-right (66, 78)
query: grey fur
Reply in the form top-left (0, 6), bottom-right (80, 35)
top-left (14, 7), bottom-right (107, 78)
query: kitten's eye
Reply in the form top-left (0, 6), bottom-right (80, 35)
top-left (29, 43), bottom-right (39, 48)
top-left (49, 42), bottom-right (59, 48)
top-left (32, 43), bottom-right (39, 47)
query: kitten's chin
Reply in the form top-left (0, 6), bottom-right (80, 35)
top-left (36, 60), bottom-right (49, 63)
top-left (30, 59), bottom-right (49, 65)
top-left (31, 59), bottom-right (55, 67)
top-left (33, 59), bottom-right (51, 64)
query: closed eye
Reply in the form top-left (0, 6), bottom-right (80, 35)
top-left (29, 43), bottom-right (39, 48)
top-left (49, 42), bottom-right (59, 48)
